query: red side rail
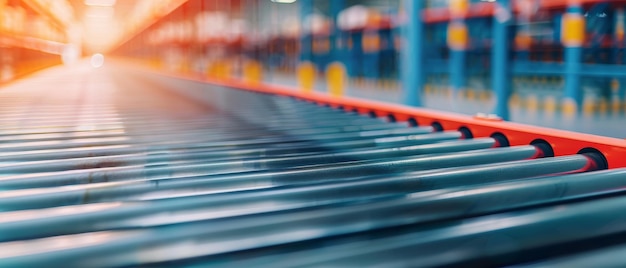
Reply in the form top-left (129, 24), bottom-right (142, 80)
top-left (245, 83), bottom-right (626, 169)
top-left (124, 61), bottom-right (626, 169)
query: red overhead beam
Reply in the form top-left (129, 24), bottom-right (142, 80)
top-left (422, 0), bottom-right (626, 23)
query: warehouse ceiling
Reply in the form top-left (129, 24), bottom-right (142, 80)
top-left (65, 0), bottom-right (404, 54)
top-left (66, 0), bottom-right (195, 54)
top-left (66, 0), bottom-right (245, 54)
top-left (67, 0), bottom-right (137, 53)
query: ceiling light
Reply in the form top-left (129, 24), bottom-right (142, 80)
top-left (86, 6), bottom-right (115, 18)
top-left (271, 0), bottom-right (297, 3)
top-left (85, 0), bottom-right (116, 7)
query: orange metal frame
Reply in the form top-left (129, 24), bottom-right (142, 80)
top-left (134, 63), bottom-right (626, 169)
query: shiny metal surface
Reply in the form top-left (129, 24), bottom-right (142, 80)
top-left (519, 242), bottom-right (626, 267)
top-left (0, 65), bottom-right (620, 267)
top-left (0, 155), bottom-right (598, 242)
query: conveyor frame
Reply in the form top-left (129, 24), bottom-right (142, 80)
top-left (135, 63), bottom-right (626, 169)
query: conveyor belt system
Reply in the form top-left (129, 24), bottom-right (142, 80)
top-left (1, 66), bottom-right (626, 267)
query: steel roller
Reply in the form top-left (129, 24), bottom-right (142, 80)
top-left (0, 66), bottom-right (622, 267)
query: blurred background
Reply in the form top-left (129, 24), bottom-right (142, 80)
top-left (1, 0), bottom-right (625, 137)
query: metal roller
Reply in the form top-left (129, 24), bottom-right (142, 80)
top-left (0, 160), bottom-right (615, 267)
top-left (0, 138), bottom-right (495, 174)
top-left (0, 105), bottom-right (390, 136)
top-left (0, 124), bottom-right (439, 153)
top-left (0, 145), bottom-right (541, 211)
top-left (0, 121), bottom-right (405, 144)
top-left (0, 154), bottom-right (601, 242)
top-left (0, 131), bottom-right (458, 164)
top-left (0, 66), bottom-right (623, 267)
top-left (518, 243), bottom-right (626, 267)
top-left (215, 169), bottom-right (626, 268)
top-left (0, 133), bottom-right (465, 188)
top-left (0, 125), bottom-right (440, 163)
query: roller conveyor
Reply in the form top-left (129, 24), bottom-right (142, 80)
top-left (0, 65), bottom-right (626, 267)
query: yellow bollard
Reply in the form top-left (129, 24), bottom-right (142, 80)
top-left (243, 60), bottom-right (263, 83)
top-left (612, 99), bottom-right (622, 113)
top-left (180, 62), bottom-right (191, 74)
top-left (212, 60), bottom-right (224, 78)
top-left (598, 99), bottom-right (608, 114)
top-left (326, 62), bottom-right (346, 97)
top-left (219, 60), bottom-right (233, 79)
top-left (455, 89), bottom-right (464, 99)
top-left (150, 58), bottom-right (162, 69)
top-left (206, 62), bottom-right (216, 78)
top-left (378, 79), bottom-right (386, 91)
top-left (509, 93), bottom-right (520, 107)
top-left (582, 99), bottom-right (595, 116)
top-left (526, 95), bottom-right (539, 110)
top-left (563, 98), bottom-right (578, 117)
top-left (390, 80), bottom-right (399, 90)
top-left (478, 90), bottom-right (490, 101)
top-left (297, 62), bottom-right (316, 93)
top-left (207, 60), bottom-right (229, 78)
top-left (466, 89), bottom-right (475, 100)
top-left (543, 96), bottom-right (557, 114)
top-left (424, 84), bottom-right (432, 94)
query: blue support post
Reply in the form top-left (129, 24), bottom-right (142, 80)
top-left (401, 0), bottom-right (424, 106)
top-left (330, 0), bottom-right (344, 61)
top-left (447, 0), bottom-right (469, 94)
top-left (492, 0), bottom-right (512, 120)
top-left (362, 30), bottom-right (380, 81)
top-left (352, 31), bottom-right (363, 78)
top-left (562, 4), bottom-right (585, 113)
top-left (380, 28), bottom-right (396, 80)
top-left (618, 8), bottom-right (626, 106)
top-left (449, 49), bottom-right (467, 92)
top-left (299, 0), bottom-right (313, 62)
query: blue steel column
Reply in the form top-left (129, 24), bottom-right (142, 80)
top-left (492, 0), bottom-right (512, 120)
top-left (401, 0), bottom-right (424, 106)
top-left (330, 0), bottom-right (344, 61)
top-left (618, 8), bottom-right (626, 106)
top-left (299, 0), bottom-right (313, 62)
top-left (449, 50), bottom-right (466, 94)
top-left (448, 1), bottom-right (468, 95)
top-left (563, 4), bottom-right (585, 113)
